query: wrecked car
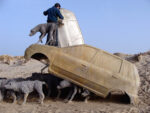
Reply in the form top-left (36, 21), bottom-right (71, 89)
top-left (24, 44), bottom-right (140, 105)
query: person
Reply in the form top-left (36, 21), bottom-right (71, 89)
top-left (43, 3), bottom-right (64, 46)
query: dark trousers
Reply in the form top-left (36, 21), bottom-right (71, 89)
top-left (46, 22), bottom-right (58, 46)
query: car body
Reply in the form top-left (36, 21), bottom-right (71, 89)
top-left (58, 8), bottom-right (84, 47)
top-left (24, 44), bottom-right (140, 105)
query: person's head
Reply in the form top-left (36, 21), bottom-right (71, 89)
top-left (54, 3), bottom-right (61, 9)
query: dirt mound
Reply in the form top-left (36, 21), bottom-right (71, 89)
top-left (0, 55), bottom-right (14, 65)
top-left (115, 51), bottom-right (150, 106)
top-left (0, 55), bottom-right (25, 65)
top-left (130, 53), bottom-right (150, 106)
top-left (115, 51), bottom-right (150, 102)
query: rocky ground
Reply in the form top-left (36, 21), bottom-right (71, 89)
top-left (0, 52), bottom-right (150, 113)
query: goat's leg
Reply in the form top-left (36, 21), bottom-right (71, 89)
top-left (67, 86), bottom-right (78, 103)
top-left (16, 92), bottom-right (23, 103)
top-left (47, 87), bottom-right (51, 97)
top-left (22, 93), bottom-right (28, 105)
top-left (56, 89), bottom-right (61, 99)
top-left (84, 96), bottom-right (90, 103)
top-left (39, 33), bottom-right (46, 43)
top-left (37, 34), bottom-right (43, 44)
top-left (35, 85), bottom-right (45, 104)
top-left (11, 92), bottom-right (17, 104)
top-left (45, 38), bottom-right (52, 45)
top-left (37, 33), bottom-right (46, 44)
top-left (46, 23), bottom-right (57, 46)
top-left (64, 86), bottom-right (77, 103)
top-left (0, 90), bottom-right (4, 102)
top-left (36, 89), bottom-right (45, 104)
top-left (38, 92), bottom-right (45, 104)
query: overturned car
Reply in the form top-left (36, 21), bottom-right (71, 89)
top-left (24, 44), bottom-right (140, 105)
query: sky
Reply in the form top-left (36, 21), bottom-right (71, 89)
top-left (0, 0), bottom-right (150, 56)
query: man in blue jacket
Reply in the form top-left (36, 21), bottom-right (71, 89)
top-left (43, 3), bottom-right (64, 46)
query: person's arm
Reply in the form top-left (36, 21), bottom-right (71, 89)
top-left (43, 9), bottom-right (48, 16)
top-left (56, 10), bottom-right (64, 19)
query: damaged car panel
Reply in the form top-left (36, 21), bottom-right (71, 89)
top-left (58, 8), bottom-right (84, 47)
top-left (24, 44), bottom-right (140, 105)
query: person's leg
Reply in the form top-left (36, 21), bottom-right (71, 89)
top-left (46, 22), bottom-right (58, 46)
top-left (53, 23), bottom-right (58, 46)
top-left (45, 32), bottom-right (50, 45)
top-left (45, 23), bottom-right (52, 45)
top-left (46, 25), bottom-right (54, 45)
top-left (55, 26), bottom-right (58, 46)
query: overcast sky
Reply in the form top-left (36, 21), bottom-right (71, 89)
top-left (0, 0), bottom-right (150, 56)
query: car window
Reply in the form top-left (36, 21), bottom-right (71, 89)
top-left (90, 50), bottom-right (122, 73)
top-left (62, 45), bottom-right (97, 62)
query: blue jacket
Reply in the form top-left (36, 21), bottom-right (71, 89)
top-left (43, 6), bottom-right (64, 23)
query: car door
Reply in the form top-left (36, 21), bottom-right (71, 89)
top-left (51, 45), bottom-right (98, 79)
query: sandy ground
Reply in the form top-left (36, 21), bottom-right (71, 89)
top-left (0, 53), bottom-right (150, 113)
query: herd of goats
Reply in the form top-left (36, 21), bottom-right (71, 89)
top-left (0, 72), bottom-right (93, 105)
